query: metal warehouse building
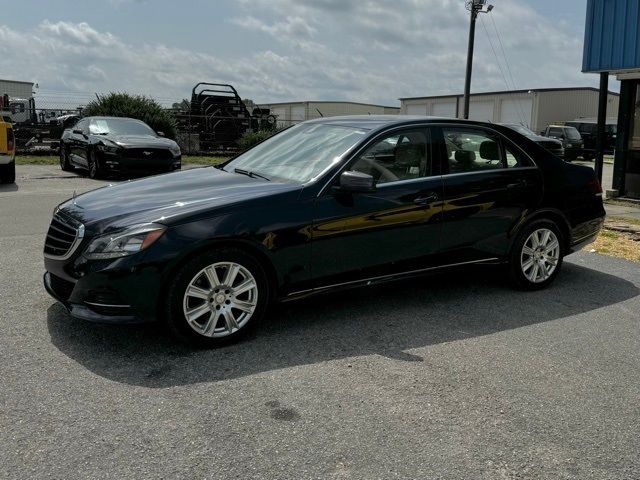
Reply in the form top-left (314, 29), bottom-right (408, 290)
top-left (400, 87), bottom-right (619, 133)
top-left (258, 101), bottom-right (400, 127)
top-left (0, 78), bottom-right (34, 99)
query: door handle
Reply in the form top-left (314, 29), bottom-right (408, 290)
top-left (414, 193), bottom-right (438, 206)
top-left (507, 180), bottom-right (527, 189)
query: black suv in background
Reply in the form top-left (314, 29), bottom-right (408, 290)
top-left (565, 120), bottom-right (617, 159)
top-left (541, 125), bottom-right (583, 161)
top-left (500, 123), bottom-right (564, 159)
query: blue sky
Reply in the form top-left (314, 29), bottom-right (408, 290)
top-left (0, 0), bottom-right (605, 108)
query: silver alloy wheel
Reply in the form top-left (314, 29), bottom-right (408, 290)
top-left (520, 228), bottom-right (560, 284)
top-left (182, 261), bottom-right (258, 338)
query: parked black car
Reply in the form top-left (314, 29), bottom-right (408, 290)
top-left (541, 125), bottom-right (583, 161)
top-left (44, 116), bottom-right (605, 346)
top-left (59, 116), bottom-right (181, 178)
top-left (499, 123), bottom-right (565, 159)
top-left (565, 119), bottom-right (617, 159)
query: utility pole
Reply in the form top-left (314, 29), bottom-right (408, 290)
top-left (463, 0), bottom-right (493, 119)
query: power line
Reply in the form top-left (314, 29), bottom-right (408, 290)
top-left (488, 12), bottom-right (530, 126)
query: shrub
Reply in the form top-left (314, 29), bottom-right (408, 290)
top-left (83, 92), bottom-right (177, 139)
top-left (238, 130), bottom-right (275, 150)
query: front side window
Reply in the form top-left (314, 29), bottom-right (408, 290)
top-left (444, 128), bottom-right (503, 173)
top-left (350, 129), bottom-right (430, 185)
top-left (548, 127), bottom-right (563, 137)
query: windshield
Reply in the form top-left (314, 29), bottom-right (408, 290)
top-left (224, 123), bottom-right (368, 183)
top-left (89, 118), bottom-right (156, 136)
top-left (565, 127), bottom-right (581, 140)
top-left (506, 124), bottom-right (536, 137)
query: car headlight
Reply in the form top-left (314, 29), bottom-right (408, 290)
top-left (97, 143), bottom-right (120, 154)
top-left (84, 224), bottom-right (166, 260)
top-left (169, 144), bottom-right (181, 156)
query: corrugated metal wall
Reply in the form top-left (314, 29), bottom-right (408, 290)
top-left (259, 101), bottom-right (399, 125)
top-left (535, 90), bottom-right (619, 133)
top-left (0, 80), bottom-right (34, 99)
top-left (583, 0), bottom-right (640, 73)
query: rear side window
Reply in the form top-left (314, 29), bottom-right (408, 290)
top-left (443, 129), bottom-right (503, 173)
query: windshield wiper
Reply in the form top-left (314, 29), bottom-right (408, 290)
top-left (233, 168), bottom-right (270, 181)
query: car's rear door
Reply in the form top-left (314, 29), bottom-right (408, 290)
top-left (435, 124), bottom-right (543, 262)
top-left (310, 126), bottom-right (443, 287)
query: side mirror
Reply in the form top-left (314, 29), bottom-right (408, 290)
top-left (335, 170), bottom-right (375, 193)
top-left (157, 131), bottom-right (165, 137)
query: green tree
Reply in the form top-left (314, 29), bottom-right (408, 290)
top-left (83, 92), bottom-right (177, 139)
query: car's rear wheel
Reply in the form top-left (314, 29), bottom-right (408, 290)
top-left (0, 161), bottom-right (15, 184)
top-left (164, 248), bottom-right (269, 346)
top-left (509, 219), bottom-right (564, 290)
top-left (59, 146), bottom-right (72, 171)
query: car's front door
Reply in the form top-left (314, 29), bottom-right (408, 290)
top-left (69, 119), bottom-right (90, 167)
top-left (310, 126), bottom-right (443, 287)
top-left (436, 125), bottom-right (543, 262)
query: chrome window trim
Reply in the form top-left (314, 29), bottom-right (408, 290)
top-left (317, 121), bottom-right (540, 197)
top-left (43, 211), bottom-right (85, 261)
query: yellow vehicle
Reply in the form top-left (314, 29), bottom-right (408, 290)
top-left (0, 117), bottom-right (16, 184)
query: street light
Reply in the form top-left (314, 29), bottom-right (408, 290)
top-left (462, 0), bottom-right (494, 119)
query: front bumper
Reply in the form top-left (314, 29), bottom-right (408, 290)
top-left (100, 151), bottom-right (181, 176)
top-left (44, 271), bottom-right (149, 324)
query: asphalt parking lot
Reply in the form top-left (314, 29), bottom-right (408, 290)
top-left (1, 165), bottom-right (639, 479)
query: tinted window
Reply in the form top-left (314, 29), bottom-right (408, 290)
top-left (504, 143), bottom-right (533, 168)
top-left (564, 127), bottom-right (581, 140)
top-left (548, 127), bottom-right (563, 137)
top-left (443, 128), bottom-right (502, 173)
top-left (351, 129), bottom-right (430, 185)
top-left (74, 119), bottom-right (89, 132)
top-left (89, 118), bottom-right (156, 136)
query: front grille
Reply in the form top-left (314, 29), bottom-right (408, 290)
top-left (125, 148), bottom-right (173, 161)
top-left (44, 211), bottom-right (84, 259)
top-left (49, 273), bottom-right (75, 301)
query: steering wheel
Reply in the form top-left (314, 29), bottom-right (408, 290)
top-left (358, 156), bottom-right (399, 183)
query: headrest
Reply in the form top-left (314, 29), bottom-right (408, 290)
top-left (479, 141), bottom-right (500, 160)
top-left (454, 150), bottom-right (476, 165)
top-left (395, 143), bottom-right (424, 166)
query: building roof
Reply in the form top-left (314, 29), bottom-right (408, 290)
top-left (0, 78), bottom-right (34, 86)
top-left (257, 100), bottom-right (399, 109)
top-left (399, 86), bottom-right (619, 101)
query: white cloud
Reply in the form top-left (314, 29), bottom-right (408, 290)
top-left (0, 3), bottom-right (598, 110)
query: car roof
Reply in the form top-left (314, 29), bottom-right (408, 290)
top-left (304, 115), bottom-right (499, 131)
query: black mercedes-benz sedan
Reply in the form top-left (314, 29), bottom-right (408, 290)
top-left (44, 116), bottom-right (605, 346)
top-left (59, 116), bottom-right (181, 178)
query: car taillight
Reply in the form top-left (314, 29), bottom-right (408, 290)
top-left (586, 177), bottom-right (602, 196)
top-left (7, 128), bottom-right (14, 151)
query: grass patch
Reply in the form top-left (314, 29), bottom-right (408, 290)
top-left (586, 229), bottom-right (639, 262)
top-left (607, 216), bottom-right (640, 227)
top-left (15, 155), bottom-right (229, 166)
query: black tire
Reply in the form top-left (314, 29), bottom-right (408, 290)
top-left (59, 146), bottom-right (73, 171)
top-left (87, 150), bottom-right (101, 179)
top-left (164, 248), bottom-right (270, 347)
top-left (509, 219), bottom-right (564, 290)
top-left (0, 161), bottom-right (16, 184)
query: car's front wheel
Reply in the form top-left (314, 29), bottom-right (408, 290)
top-left (87, 150), bottom-right (101, 179)
top-left (509, 220), bottom-right (564, 290)
top-left (164, 248), bottom-right (269, 346)
top-left (59, 146), bottom-right (73, 171)
top-left (0, 161), bottom-right (15, 184)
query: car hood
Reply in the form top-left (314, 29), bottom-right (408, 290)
top-left (58, 167), bottom-right (301, 230)
top-left (104, 134), bottom-right (177, 149)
